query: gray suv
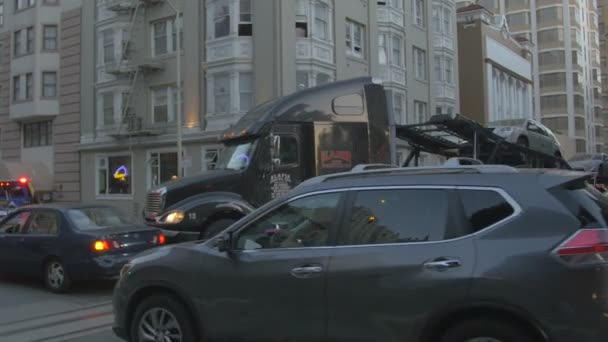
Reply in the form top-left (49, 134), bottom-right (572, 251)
top-left (112, 164), bottom-right (608, 342)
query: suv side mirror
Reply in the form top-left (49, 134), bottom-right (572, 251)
top-left (216, 232), bottom-right (233, 253)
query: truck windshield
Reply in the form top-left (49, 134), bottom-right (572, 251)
top-left (216, 141), bottom-right (256, 171)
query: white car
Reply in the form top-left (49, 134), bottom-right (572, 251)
top-left (489, 118), bottom-right (563, 158)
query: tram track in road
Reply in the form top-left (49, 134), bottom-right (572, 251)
top-left (0, 301), bottom-right (114, 342)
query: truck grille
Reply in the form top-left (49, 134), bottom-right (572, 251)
top-left (145, 191), bottom-right (163, 216)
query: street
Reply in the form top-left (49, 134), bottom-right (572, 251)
top-left (0, 276), bottom-right (121, 342)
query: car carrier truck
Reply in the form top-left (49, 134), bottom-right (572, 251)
top-left (142, 77), bottom-right (569, 241)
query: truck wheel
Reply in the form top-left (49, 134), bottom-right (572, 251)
top-left (200, 218), bottom-right (237, 240)
top-left (440, 318), bottom-right (537, 342)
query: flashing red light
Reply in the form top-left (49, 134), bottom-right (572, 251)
top-left (158, 234), bottom-right (166, 244)
top-left (19, 177), bottom-right (28, 184)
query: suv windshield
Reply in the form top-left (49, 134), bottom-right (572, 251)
top-left (67, 207), bottom-right (133, 230)
top-left (216, 141), bottom-right (257, 171)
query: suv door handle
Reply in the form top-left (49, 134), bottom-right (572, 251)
top-left (423, 258), bottom-right (461, 271)
top-left (291, 265), bottom-right (323, 279)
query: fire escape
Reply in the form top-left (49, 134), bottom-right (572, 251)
top-left (104, 0), bottom-right (165, 138)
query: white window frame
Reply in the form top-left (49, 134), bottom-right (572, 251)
top-left (26, 26), bottom-right (34, 54)
top-left (413, 47), bottom-right (427, 80)
top-left (239, 0), bottom-right (252, 36)
top-left (414, 100), bottom-right (428, 123)
top-left (25, 72), bottom-right (33, 100)
top-left (202, 146), bottom-right (222, 172)
top-left (413, 0), bottom-right (425, 27)
top-left (213, 0), bottom-right (231, 39)
top-left (393, 92), bottom-right (405, 124)
top-left (151, 84), bottom-right (179, 124)
top-left (346, 19), bottom-right (365, 59)
top-left (151, 16), bottom-right (182, 57)
top-left (41, 71), bottom-right (57, 98)
top-left (15, 0), bottom-right (35, 11)
top-left (239, 72), bottom-right (254, 113)
top-left (0, 1), bottom-right (5, 27)
top-left (313, 1), bottom-right (329, 41)
top-left (95, 153), bottom-right (134, 199)
top-left (391, 35), bottom-right (403, 67)
top-left (101, 91), bottom-right (114, 127)
top-left (213, 73), bottom-right (231, 114)
top-left (102, 29), bottom-right (114, 64)
top-left (378, 33), bottom-right (388, 65)
top-left (42, 24), bottom-right (57, 50)
top-left (147, 149), bottom-right (178, 190)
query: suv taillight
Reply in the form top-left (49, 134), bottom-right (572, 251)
top-left (554, 229), bottom-right (608, 265)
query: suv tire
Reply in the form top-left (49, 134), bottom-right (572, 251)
top-left (130, 295), bottom-right (197, 342)
top-left (440, 318), bottom-right (537, 342)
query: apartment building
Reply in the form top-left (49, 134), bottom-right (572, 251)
top-left (464, 0), bottom-right (603, 154)
top-left (599, 0), bottom-right (608, 150)
top-left (0, 0), bottom-right (82, 202)
top-left (457, 4), bottom-right (534, 125)
top-left (79, 0), bottom-right (458, 216)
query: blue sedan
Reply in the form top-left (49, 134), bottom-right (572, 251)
top-left (0, 204), bottom-right (166, 293)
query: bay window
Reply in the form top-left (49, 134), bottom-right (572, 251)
top-left (214, 73), bottom-right (230, 114)
top-left (314, 1), bottom-right (329, 41)
top-left (42, 71), bottom-right (57, 98)
top-left (152, 84), bottom-right (181, 123)
top-left (102, 92), bottom-right (114, 126)
top-left (239, 72), bottom-right (253, 112)
top-left (214, 0), bottom-right (230, 38)
top-left (392, 36), bottom-right (402, 67)
top-left (152, 16), bottom-right (182, 57)
top-left (413, 47), bottom-right (427, 80)
top-left (378, 33), bottom-right (388, 65)
top-left (103, 29), bottom-right (114, 63)
top-left (239, 0), bottom-right (252, 36)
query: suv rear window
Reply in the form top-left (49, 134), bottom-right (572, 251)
top-left (552, 183), bottom-right (608, 228)
top-left (458, 190), bottom-right (515, 232)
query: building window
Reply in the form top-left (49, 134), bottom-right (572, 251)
top-left (171, 15), bottom-right (183, 52)
top-left (414, 100), bottom-right (428, 123)
top-left (97, 155), bottom-right (132, 196)
top-left (23, 121), bottom-right (52, 148)
top-left (26, 26), bottom-right (34, 53)
top-left (103, 29), bottom-right (114, 63)
top-left (445, 57), bottom-right (453, 84)
top-left (13, 30), bottom-right (21, 56)
top-left (214, 73), bottom-right (230, 114)
top-left (102, 92), bottom-right (114, 126)
top-left (413, 47), bottom-right (427, 80)
top-left (346, 19), bottom-right (365, 58)
top-left (15, 0), bottom-right (35, 11)
top-left (41, 71), bottom-right (56, 98)
top-left (434, 56), bottom-right (441, 82)
top-left (203, 148), bottom-right (220, 171)
top-left (26, 73), bottom-right (33, 100)
top-left (239, 72), bottom-right (253, 113)
top-left (507, 12), bottom-right (530, 27)
top-left (12, 76), bottom-right (20, 101)
top-left (314, 1), bottom-right (329, 41)
top-left (214, 0), bottom-right (230, 38)
top-left (393, 92), bottom-right (404, 124)
top-left (443, 7), bottom-right (451, 35)
top-left (43, 0), bottom-right (58, 4)
top-left (392, 36), bottom-right (402, 67)
top-left (295, 0), bottom-right (308, 37)
top-left (296, 71), bottom-right (309, 90)
top-left (239, 0), bottom-right (252, 36)
top-left (317, 73), bottom-right (331, 85)
top-left (152, 84), bottom-right (181, 123)
top-left (432, 5), bottom-right (441, 32)
top-left (0, 1), bottom-right (4, 27)
top-left (149, 151), bottom-right (178, 189)
top-left (152, 16), bottom-right (182, 57)
top-left (42, 25), bottom-right (57, 50)
top-left (413, 0), bottom-right (425, 27)
top-left (378, 33), bottom-right (388, 65)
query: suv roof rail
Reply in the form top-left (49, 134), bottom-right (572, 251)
top-left (351, 164), bottom-right (397, 172)
top-left (297, 164), bottom-right (519, 188)
top-left (443, 157), bottom-right (483, 166)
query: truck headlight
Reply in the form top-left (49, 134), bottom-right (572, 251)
top-left (161, 211), bottom-right (185, 224)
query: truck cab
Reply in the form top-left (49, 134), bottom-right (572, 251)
top-left (143, 77), bottom-right (392, 240)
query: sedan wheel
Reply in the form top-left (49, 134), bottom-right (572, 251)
top-left (131, 295), bottom-right (197, 342)
top-left (44, 259), bottom-right (71, 293)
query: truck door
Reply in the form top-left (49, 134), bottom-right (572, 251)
top-left (269, 131), bottom-right (303, 200)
